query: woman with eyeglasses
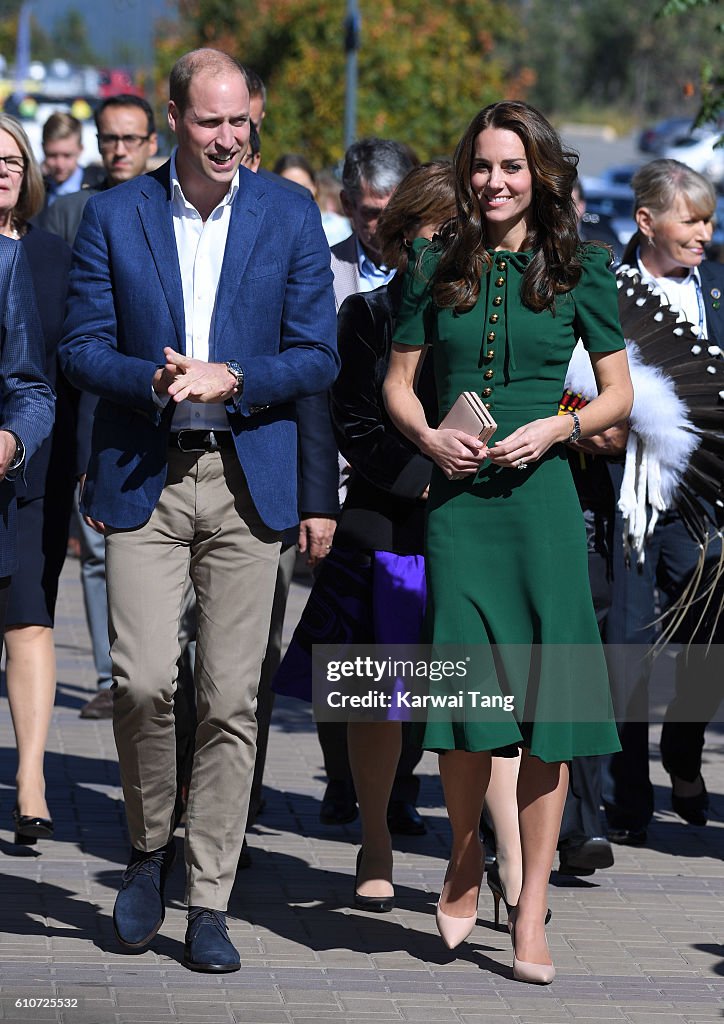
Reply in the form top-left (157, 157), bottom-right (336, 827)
top-left (0, 113), bottom-right (75, 846)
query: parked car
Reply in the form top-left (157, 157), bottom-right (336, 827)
top-left (638, 116), bottom-right (693, 155)
top-left (2, 92), bottom-right (101, 164)
top-left (706, 194), bottom-right (724, 259)
top-left (592, 164), bottom-right (638, 187)
top-left (580, 175), bottom-right (636, 251)
top-left (664, 132), bottom-right (724, 190)
top-left (579, 210), bottom-right (625, 261)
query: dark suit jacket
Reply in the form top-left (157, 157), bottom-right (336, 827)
top-left (59, 161), bottom-right (338, 532)
top-left (0, 238), bottom-right (55, 576)
top-left (700, 260), bottom-right (723, 349)
top-left (37, 181), bottom-right (105, 246)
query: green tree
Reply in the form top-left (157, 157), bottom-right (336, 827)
top-left (160, 0), bottom-right (533, 168)
top-left (517, 0), bottom-right (722, 124)
top-left (659, 0), bottom-right (723, 133)
top-left (51, 9), bottom-right (99, 66)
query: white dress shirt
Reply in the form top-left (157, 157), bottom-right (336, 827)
top-left (636, 250), bottom-right (708, 341)
top-left (167, 149), bottom-right (239, 431)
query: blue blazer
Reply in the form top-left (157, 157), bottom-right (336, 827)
top-left (59, 161), bottom-right (339, 532)
top-left (0, 238), bottom-right (56, 577)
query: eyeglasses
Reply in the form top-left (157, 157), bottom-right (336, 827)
top-left (0, 156), bottom-right (25, 174)
top-left (97, 134), bottom-right (151, 150)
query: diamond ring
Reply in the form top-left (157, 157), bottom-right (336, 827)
top-left (517, 460), bottom-right (528, 470)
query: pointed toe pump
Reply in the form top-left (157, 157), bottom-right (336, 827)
top-left (435, 857), bottom-right (483, 950)
top-left (510, 909), bottom-right (556, 985)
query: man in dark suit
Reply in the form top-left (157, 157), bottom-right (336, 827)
top-left (40, 96), bottom-right (158, 245)
top-left (0, 238), bottom-right (55, 640)
top-left (59, 48), bottom-right (337, 972)
top-left (39, 112), bottom-right (105, 215)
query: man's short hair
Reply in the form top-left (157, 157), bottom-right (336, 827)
top-left (243, 66), bottom-right (266, 109)
top-left (42, 111), bottom-right (82, 146)
top-left (341, 138), bottom-right (418, 204)
top-left (95, 94), bottom-right (156, 135)
top-left (169, 48), bottom-right (250, 113)
top-left (248, 120), bottom-right (261, 158)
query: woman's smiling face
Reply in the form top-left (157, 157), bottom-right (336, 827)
top-left (470, 127), bottom-right (533, 249)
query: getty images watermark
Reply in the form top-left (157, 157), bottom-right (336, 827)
top-left (324, 654), bottom-right (514, 714)
top-left (310, 643), bottom-right (724, 724)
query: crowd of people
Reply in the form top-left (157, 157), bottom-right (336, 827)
top-left (0, 45), bottom-right (721, 983)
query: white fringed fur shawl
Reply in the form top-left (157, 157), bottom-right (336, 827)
top-left (565, 340), bottom-right (699, 561)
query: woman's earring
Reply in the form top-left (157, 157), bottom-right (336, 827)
top-left (646, 233), bottom-right (657, 249)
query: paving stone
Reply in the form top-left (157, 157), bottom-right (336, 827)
top-left (0, 562), bottom-right (722, 1024)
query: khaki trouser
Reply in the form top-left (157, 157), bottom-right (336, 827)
top-left (106, 446), bottom-right (281, 909)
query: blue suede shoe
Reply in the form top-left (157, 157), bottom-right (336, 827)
top-left (183, 908), bottom-right (240, 973)
top-left (113, 840), bottom-right (176, 949)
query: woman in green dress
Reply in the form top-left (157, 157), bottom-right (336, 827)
top-left (383, 101), bottom-right (633, 984)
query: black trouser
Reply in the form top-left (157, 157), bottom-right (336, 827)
top-left (603, 465), bottom-right (722, 831)
top-left (317, 720), bottom-right (423, 804)
top-left (659, 632), bottom-right (724, 782)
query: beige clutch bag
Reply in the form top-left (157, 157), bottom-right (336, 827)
top-left (438, 392), bottom-right (497, 445)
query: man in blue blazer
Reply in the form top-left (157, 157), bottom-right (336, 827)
top-left (59, 49), bottom-right (338, 972)
top-left (0, 237), bottom-right (55, 638)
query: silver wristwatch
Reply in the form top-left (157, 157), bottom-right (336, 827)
top-left (225, 360), bottom-right (244, 396)
top-left (7, 431), bottom-right (25, 471)
top-left (565, 410), bottom-right (581, 443)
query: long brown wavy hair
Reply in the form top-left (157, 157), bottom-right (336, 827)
top-left (433, 101), bottom-right (584, 314)
top-left (377, 160), bottom-right (456, 274)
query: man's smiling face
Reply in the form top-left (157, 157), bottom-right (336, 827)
top-left (168, 70), bottom-right (250, 195)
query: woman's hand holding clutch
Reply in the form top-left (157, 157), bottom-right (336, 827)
top-left (423, 427), bottom-right (489, 481)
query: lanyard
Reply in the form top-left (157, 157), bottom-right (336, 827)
top-left (693, 277), bottom-right (707, 341)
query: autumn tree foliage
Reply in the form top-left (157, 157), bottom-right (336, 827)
top-left (157, 0), bottom-right (533, 168)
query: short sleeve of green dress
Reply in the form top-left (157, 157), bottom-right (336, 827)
top-left (393, 241), bottom-right (623, 762)
top-left (393, 238), bottom-right (441, 349)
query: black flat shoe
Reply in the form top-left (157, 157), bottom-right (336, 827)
top-left (12, 807), bottom-right (54, 846)
top-left (607, 826), bottom-right (647, 847)
top-left (387, 800), bottom-right (426, 836)
top-left (558, 836), bottom-right (614, 876)
top-left (320, 780), bottom-right (358, 825)
top-left (670, 775), bottom-right (709, 826)
top-left (353, 848), bottom-right (394, 913)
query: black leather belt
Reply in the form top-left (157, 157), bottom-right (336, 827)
top-left (170, 429), bottom-right (234, 453)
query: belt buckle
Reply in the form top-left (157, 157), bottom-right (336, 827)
top-left (176, 429), bottom-right (209, 453)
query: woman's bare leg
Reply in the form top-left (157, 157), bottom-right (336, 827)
top-left (485, 752), bottom-right (522, 907)
top-left (5, 625), bottom-right (56, 820)
top-left (514, 749), bottom-right (569, 965)
top-left (347, 720), bottom-right (400, 897)
top-left (438, 750), bottom-right (490, 916)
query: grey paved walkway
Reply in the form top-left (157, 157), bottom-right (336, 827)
top-left (0, 557), bottom-right (722, 1024)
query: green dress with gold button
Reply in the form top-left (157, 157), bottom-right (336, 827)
top-left (393, 240), bottom-right (623, 762)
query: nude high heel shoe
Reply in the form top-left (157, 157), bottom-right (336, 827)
top-left (435, 858), bottom-right (483, 950)
top-left (510, 909), bottom-right (555, 985)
